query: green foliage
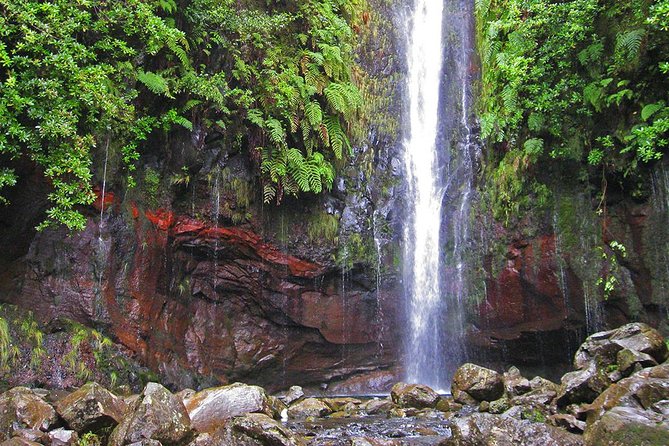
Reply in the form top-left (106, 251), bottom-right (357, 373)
top-left (77, 433), bottom-right (101, 446)
top-left (0, 0), bottom-right (365, 228)
top-left (307, 211), bottom-right (340, 242)
top-left (476, 0), bottom-right (669, 219)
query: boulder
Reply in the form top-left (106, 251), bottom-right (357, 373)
top-left (0, 439), bottom-right (42, 446)
top-left (55, 382), bottom-right (127, 433)
top-left (10, 429), bottom-right (47, 444)
top-left (503, 367), bottom-right (531, 397)
top-left (555, 364), bottom-right (609, 406)
top-left (585, 362), bottom-right (669, 425)
top-left (452, 364), bottom-right (503, 402)
top-left (529, 377), bottom-right (559, 393)
top-left (616, 348), bottom-right (657, 376)
top-left (287, 398), bottom-right (332, 419)
top-left (109, 383), bottom-right (192, 446)
top-left (548, 414), bottom-right (586, 433)
top-left (363, 398), bottom-right (393, 415)
top-left (229, 413), bottom-right (301, 446)
top-left (583, 406), bottom-right (669, 446)
top-left (184, 383), bottom-right (272, 433)
top-left (448, 412), bottom-right (583, 446)
top-left (574, 323), bottom-right (668, 371)
top-left (0, 387), bottom-right (58, 440)
top-left (390, 383), bottom-right (440, 409)
top-left (278, 387), bottom-right (304, 406)
top-left (48, 429), bottom-right (78, 446)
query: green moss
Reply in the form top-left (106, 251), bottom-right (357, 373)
top-left (307, 211), bottom-right (340, 243)
top-left (143, 167), bottom-right (162, 207)
top-left (337, 232), bottom-right (377, 270)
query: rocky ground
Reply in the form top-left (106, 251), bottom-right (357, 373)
top-left (0, 322), bottom-right (667, 446)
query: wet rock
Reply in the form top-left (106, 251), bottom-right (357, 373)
top-left (48, 429), bottom-right (78, 446)
top-left (0, 387), bottom-right (58, 440)
top-left (362, 398), bottom-right (393, 415)
top-left (616, 348), bottom-right (657, 376)
top-left (448, 412), bottom-right (583, 446)
top-left (584, 362), bottom-right (669, 424)
top-left (390, 383), bottom-right (440, 409)
top-left (0, 438), bottom-right (42, 446)
top-left (503, 367), bottom-right (531, 397)
top-left (512, 389), bottom-right (557, 407)
top-left (583, 406), bottom-right (669, 446)
top-left (287, 398), bottom-right (332, 419)
top-left (10, 429), bottom-right (47, 444)
top-left (279, 387), bottom-right (304, 406)
top-left (452, 364), bottom-right (503, 402)
top-left (175, 390), bottom-right (196, 403)
top-left (55, 382), bottom-right (127, 433)
top-left (435, 397), bottom-right (462, 413)
top-left (549, 414), bottom-right (586, 433)
top-left (574, 323), bottom-right (668, 371)
top-left (109, 383), bottom-right (192, 446)
top-left (556, 364), bottom-right (609, 406)
top-left (267, 396), bottom-right (287, 421)
top-left (651, 399), bottom-right (669, 415)
top-left (229, 413), bottom-right (301, 446)
top-left (322, 398), bottom-right (361, 412)
top-left (487, 397), bottom-right (510, 414)
top-left (529, 376), bottom-right (559, 393)
top-left (127, 441), bottom-right (162, 446)
top-left (184, 383), bottom-right (273, 432)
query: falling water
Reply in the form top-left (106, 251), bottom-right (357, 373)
top-left (403, 0), bottom-right (477, 389)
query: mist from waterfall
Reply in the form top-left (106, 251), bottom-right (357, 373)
top-left (403, 0), bottom-right (478, 390)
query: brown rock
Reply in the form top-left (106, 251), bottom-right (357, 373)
top-left (109, 383), bottom-right (192, 446)
top-left (230, 413), bottom-right (301, 446)
top-left (0, 388), bottom-right (58, 440)
top-left (583, 406), bottom-right (669, 446)
top-left (48, 429), bottom-right (78, 446)
top-left (184, 383), bottom-right (272, 432)
top-left (287, 398), bottom-right (332, 419)
top-left (56, 382), bottom-right (127, 433)
top-left (452, 364), bottom-right (503, 402)
top-left (390, 383), bottom-right (440, 409)
top-left (0, 438), bottom-right (42, 446)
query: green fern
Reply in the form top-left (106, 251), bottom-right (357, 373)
top-left (615, 29), bottom-right (645, 63)
top-left (137, 70), bottom-right (171, 97)
top-left (305, 101), bottom-right (323, 127)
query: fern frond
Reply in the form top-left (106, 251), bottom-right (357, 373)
top-left (305, 101), bottom-right (323, 127)
top-left (615, 29), bottom-right (645, 62)
top-left (266, 118), bottom-right (287, 148)
top-left (137, 70), bottom-right (171, 97)
top-left (248, 109), bottom-right (265, 128)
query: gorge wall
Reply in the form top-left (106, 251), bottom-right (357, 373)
top-left (0, 0), bottom-right (668, 392)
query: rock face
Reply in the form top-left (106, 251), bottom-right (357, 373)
top-left (109, 383), bottom-right (192, 446)
top-left (184, 383), bottom-right (273, 432)
top-left (55, 382), bottom-right (127, 433)
top-left (452, 364), bottom-right (504, 403)
top-left (390, 383), bottom-right (440, 409)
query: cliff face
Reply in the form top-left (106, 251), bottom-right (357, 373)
top-left (0, 0), bottom-right (405, 392)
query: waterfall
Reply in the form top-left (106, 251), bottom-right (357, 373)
top-left (403, 0), bottom-right (477, 390)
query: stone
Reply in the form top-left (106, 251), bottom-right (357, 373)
top-left (574, 323), bottom-right (668, 371)
top-left (127, 441), bottom-right (162, 446)
top-left (585, 362), bottom-right (669, 425)
top-left (108, 383), bottom-right (192, 446)
top-left (435, 397), bottom-right (462, 413)
top-left (10, 429), bottom-right (47, 444)
top-left (488, 397), bottom-right (510, 414)
top-left (184, 383), bottom-right (273, 432)
top-left (556, 364), bottom-right (609, 406)
top-left (448, 412), bottom-right (583, 446)
top-left (452, 364), bottom-right (504, 402)
top-left (616, 348), bottom-right (657, 375)
top-left (287, 398), bottom-right (332, 419)
top-left (55, 382), bottom-right (127, 433)
top-left (0, 439), bottom-right (42, 446)
top-left (549, 414), bottom-right (586, 433)
top-left (48, 429), bottom-right (79, 446)
top-left (230, 413), bottom-right (301, 446)
top-left (322, 398), bottom-right (361, 412)
top-left (583, 406), bottom-right (669, 446)
top-left (503, 367), bottom-right (531, 397)
top-left (529, 376), bottom-right (559, 393)
top-left (651, 399), bottom-right (669, 415)
top-left (390, 383), bottom-right (440, 409)
top-left (0, 387), bottom-right (58, 440)
top-left (362, 399), bottom-right (393, 415)
top-left (267, 396), bottom-right (287, 421)
top-left (512, 389), bottom-right (557, 407)
top-left (279, 387), bottom-right (304, 406)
